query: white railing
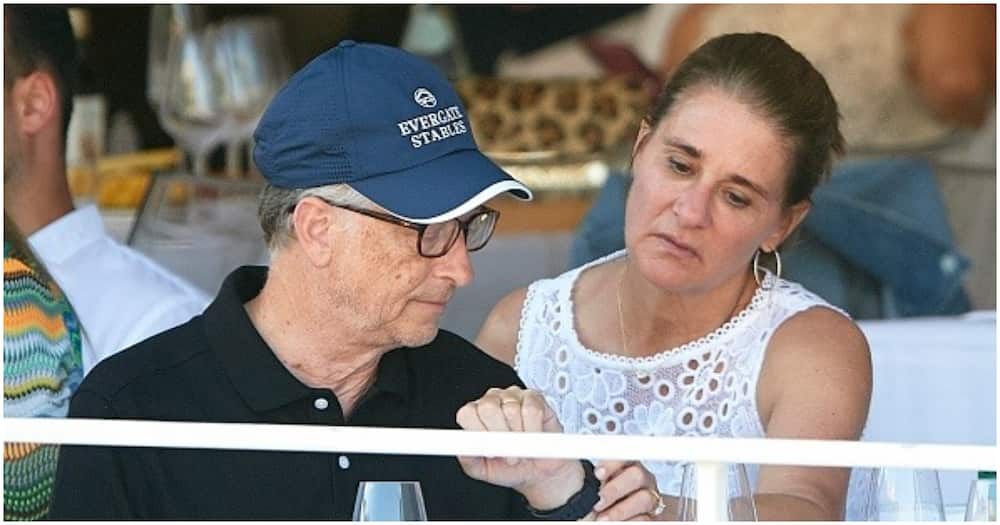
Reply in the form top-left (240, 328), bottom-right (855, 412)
top-left (5, 418), bottom-right (996, 521)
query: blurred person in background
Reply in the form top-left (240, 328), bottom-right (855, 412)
top-left (476, 33), bottom-right (873, 521)
top-left (661, 4), bottom-right (995, 129)
top-left (3, 215), bottom-right (84, 521)
top-left (3, 5), bottom-right (209, 374)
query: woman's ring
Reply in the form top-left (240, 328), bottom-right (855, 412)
top-left (648, 489), bottom-right (667, 516)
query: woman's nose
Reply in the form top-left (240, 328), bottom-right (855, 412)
top-left (672, 184), bottom-right (712, 228)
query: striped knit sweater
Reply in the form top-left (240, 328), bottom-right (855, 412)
top-left (4, 216), bottom-right (83, 521)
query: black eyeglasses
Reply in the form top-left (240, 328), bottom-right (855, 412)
top-left (311, 198), bottom-right (500, 258)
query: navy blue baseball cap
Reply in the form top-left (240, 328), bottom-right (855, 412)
top-left (253, 40), bottom-right (532, 224)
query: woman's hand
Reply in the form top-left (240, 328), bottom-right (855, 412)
top-left (591, 460), bottom-right (666, 521)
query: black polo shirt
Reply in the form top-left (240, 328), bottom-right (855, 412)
top-left (49, 266), bottom-right (536, 520)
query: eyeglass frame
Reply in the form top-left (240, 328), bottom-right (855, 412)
top-left (291, 197), bottom-right (500, 258)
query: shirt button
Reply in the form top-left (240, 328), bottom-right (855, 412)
top-left (314, 398), bottom-right (329, 410)
top-left (338, 455), bottom-right (350, 470)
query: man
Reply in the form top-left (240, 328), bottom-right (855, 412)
top-left (2, 7), bottom-right (199, 521)
top-left (50, 41), bottom-right (599, 520)
top-left (4, 215), bottom-right (84, 521)
top-left (3, 5), bottom-right (209, 375)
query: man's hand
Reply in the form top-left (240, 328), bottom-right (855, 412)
top-left (455, 386), bottom-right (584, 510)
top-left (592, 460), bottom-right (665, 521)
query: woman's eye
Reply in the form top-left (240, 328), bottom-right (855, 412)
top-left (725, 191), bottom-right (751, 208)
top-left (668, 157), bottom-right (691, 174)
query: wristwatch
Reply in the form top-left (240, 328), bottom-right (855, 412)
top-left (523, 460), bottom-right (601, 521)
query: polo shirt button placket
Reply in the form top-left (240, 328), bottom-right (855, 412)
top-left (314, 397), bottom-right (329, 411)
top-left (338, 455), bottom-right (350, 470)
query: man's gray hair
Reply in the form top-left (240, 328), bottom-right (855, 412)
top-left (258, 182), bottom-right (373, 256)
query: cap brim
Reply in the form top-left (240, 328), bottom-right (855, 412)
top-left (348, 149), bottom-right (533, 224)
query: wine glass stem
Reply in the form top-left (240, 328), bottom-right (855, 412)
top-left (193, 152), bottom-right (210, 178)
top-left (225, 139), bottom-right (242, 178)
top-left (246, 141), bottom-right (260, 179)
top-left (696, 462), bottom-right (728, 522)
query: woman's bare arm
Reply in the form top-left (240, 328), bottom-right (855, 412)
top-left (474, 287), bottom-right (529, 367)
top-left (753, 307), bottom-right (873, 520)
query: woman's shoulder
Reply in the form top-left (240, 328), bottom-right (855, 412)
top-left (767, 275), bottom-right (869, 365)
top-left (475, 287), bottom-right (530, 367)
top-left (772, 305), bottom-right (868, 354)
top-left (758, 304), bottom-right (872, 437)
top-left (769, 275), bottom-right (851, 320)
top-left (474, 252), bottom-right (625, 366)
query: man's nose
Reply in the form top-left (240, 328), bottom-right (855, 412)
top-left (436, 234), bottom-right (475, 288)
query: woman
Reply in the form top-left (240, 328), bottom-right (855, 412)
top-left (475, 33), bottom-right (872, 521)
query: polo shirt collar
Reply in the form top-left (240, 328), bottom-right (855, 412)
top-left (203, 266), bottom-right (308, 411)
top-left (370, 345), bottom-right (410, 400)
top-left (203, 266), bottom-right (410, 412)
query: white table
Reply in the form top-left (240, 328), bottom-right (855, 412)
top-left (860, 311), bottom-right (996, 509)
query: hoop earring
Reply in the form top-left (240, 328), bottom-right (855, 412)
top-left (753, 249), bottom-right (782, 290)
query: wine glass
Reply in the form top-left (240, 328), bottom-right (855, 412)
top-left (214, 16), bottom-right (291, 177)
top-left (964, 477), bottom-right (997, 521)
top-left (159, 25), bottom-right (227, 177)
top-left (873, 468), bottom-right (945, 521)
top-left (676, 463), bottom-right (758, 521)
top-left (352, 481), bottom-right (428, 521)
top-left (147, 5), bottom-right (207, 110)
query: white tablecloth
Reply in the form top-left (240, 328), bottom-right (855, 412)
top-left (859, 311), bottom-right (996, 507)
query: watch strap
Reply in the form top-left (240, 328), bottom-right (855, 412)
top-left (523, 460), bottom-right (600, 520)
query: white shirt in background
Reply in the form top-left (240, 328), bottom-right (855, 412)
top-left (28, 205), bottom-right (211, 374)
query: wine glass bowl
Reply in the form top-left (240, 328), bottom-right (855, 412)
top-left (159, 26), bottom-right (227, 177)
top-left (964, 477), bottom-right (997, 522)
top-left (213, 16), bottom-right (291, 177)
top-left (215, 17), bottom-right (289, 120)
top-left (873, 468), bottom-right (946, 521)
top-left (352, 481), bottom-right (428, 521)
top-left (146, 5), bottom-right (207, 110)
top-left (676, 463), bottom-right (758, 521)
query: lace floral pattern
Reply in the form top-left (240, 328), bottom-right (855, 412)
top-left (515, 250), bottom-right (847, 496)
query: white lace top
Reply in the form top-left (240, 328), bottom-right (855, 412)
top-left (514, 250), bottom-right (848, 496)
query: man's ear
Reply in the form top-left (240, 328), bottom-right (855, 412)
top-left (290, 197), bottom-right (338, 267)
top-left (762, 200), bottom-right (811, 252)
top-left (9, 71), bottom-right (59, 136)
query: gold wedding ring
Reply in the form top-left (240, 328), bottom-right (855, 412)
top-left (500, 399), bottom-right (520, 406)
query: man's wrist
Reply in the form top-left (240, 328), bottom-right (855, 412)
top-left (518, 460), bottom-right (585, 510)
top-left (518, 460), bottom-right (601, 520)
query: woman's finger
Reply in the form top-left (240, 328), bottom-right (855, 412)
top-left (595, 487), bottom-right (660, 522)
top-left (594, 459), bottom-right (631, 482)
top-left (594, 462), bottom-right (654, 513)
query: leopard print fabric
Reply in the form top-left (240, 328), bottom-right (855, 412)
top-left (455, 76), bottom-right (653, 157)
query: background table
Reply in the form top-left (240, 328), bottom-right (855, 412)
top-left (859, 311), bottom-right (996, 508)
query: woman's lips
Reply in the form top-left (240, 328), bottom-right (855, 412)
top-left (654, 233), bottom-right (700, 260)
